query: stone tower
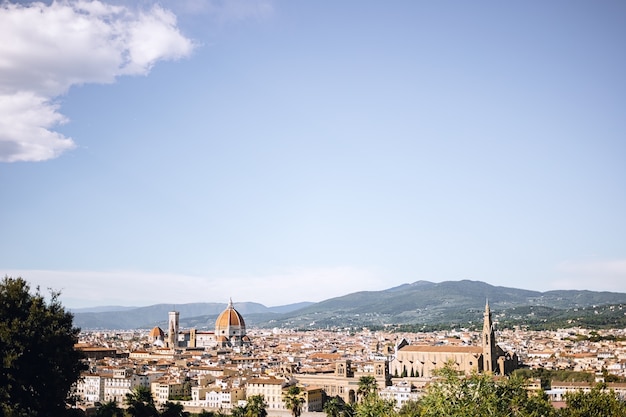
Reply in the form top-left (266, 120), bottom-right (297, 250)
top-left (482, 300), bottom-right (497, 373)
top-left (168, 310), bottom-right (179, 348)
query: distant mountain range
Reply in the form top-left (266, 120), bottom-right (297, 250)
top-left (72, 280), bottom-right (626, 331)
top-left (71, 301), bottom-right (315, 330)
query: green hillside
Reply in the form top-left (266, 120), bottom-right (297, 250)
top-left (73, 280), bottom-right (626, 330)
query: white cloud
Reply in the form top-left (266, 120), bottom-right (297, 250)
top-left (551, 259), bottom-right (626, 292)
top-left (0, 92), bottom-right (74, 161)
top-left (0, 0), bottom-right (194, 163)
top-left (2, 267), bottom-right (385, 308)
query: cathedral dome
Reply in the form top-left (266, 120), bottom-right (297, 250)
top-left (215, 299), bottom-right (247, 347)
top-left (149, 326), bottom-right (164, 339)
top-left (215, 299), bottom-right (246, 329)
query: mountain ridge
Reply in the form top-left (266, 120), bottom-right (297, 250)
top-left (72, 280), bottom-right (626, 330)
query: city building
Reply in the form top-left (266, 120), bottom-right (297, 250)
top-left (175, 299), bottom-right (251, 348)
top-left (246, 376), bottom-right (288, 411)
top-left (102, 368), bottom-right (150, 404)
top-left (151, 377), bottom-right (189, 405)
top-left (74, 373), bottom-right (105, 403)
top-left (391, 301), bottom-right (518, 378)
top-left (215, 298), bottom-right (250, 347)
top-left (168, 311), bottom-right (180, 348)
top-left (379, 381), bottom-right (421, 410)
top-left (149, 326), bottom-right (165, 346)
top-left (293, 359), bottom-right (388, 404)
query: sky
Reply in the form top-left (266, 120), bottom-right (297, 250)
top-left (1, 0), bottom-right (625, 309)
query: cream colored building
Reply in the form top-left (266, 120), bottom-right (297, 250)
top-left (391, 301), bottom-right (518, 379)
top-left (301, 386), bottom-right (324, 412)
top-left (189, 384), bottom-right (245, 410)
top-left (245, 377), bottom-right (324, 413)
top-left (294, 359), bottom-right (388, 404)
top-left (151, 378), bottom-right (188, 405)
top-left (246, 377), bottom-right (287, 411)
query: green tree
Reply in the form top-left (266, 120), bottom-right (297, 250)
top-left (283, 386), bottom-right (305, 417)
top-left (323, 396), bottom-right (343, 417)
top-left (95, 401), bottom-right (124, 417)
top-left (397, 400), bottom-right (421, 417)
top-left (160, 401), bottom-right (190, 417)
top-left (354, 396), bottom-right (396, 417)
top-left (341, 402), bottom-right (356, 417)
top-left (417, 362), bottom-right (557, 417)
top-left (356, 376), bottom-right (378, 402)
top-left (230, 405), bottom-right (246, 417)
top-left (66, 409), bottom-right (86, 417)
top-left (0, 276), bottom-right (86, 417)
top-left (561, 383), bottom-right (626, 417)
top-left (124, 386), bottom-right (159, 417)
top-left (196, 410), bottom-right (215, 417)
top-left (244, 395), bottom-right (267, 417)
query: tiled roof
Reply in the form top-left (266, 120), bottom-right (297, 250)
top-left (215, 299), bottom-right (246, 329)
top-left (399, 345), bottom-right (483, 354)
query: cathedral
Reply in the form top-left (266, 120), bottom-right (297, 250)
top-left (390, 301), bottom-right (518, 378)
top-left (214, 298), bottom-right (250, 347)
top-left (149, 299), bottom-right (250, 349)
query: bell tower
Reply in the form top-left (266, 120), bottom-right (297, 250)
top-left (168, 310), bottom-right (179, 348)
top-left (482, 300), bottom-right (496, 373)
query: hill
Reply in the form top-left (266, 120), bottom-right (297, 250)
top-left (72, 280), bottom-right (626, 330)
top-left (72, 301), bottom-right (314, 330)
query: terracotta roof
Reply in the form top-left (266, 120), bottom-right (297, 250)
top-left (149, 326), bottom-right (165, 338)
top-left (247, 377), bottom-right (285, 385)
top-left (399, 345), bottom-right (483, 354)
top-left (308, 352), bottom-right (342, 360)
top-left (215, 299), bottom-right (246, 329)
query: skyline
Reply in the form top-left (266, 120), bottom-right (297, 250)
top-left (1, 1), bottom-right (625, 308)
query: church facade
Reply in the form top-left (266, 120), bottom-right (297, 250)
top-left (390, 301), bottom-right (518, 378)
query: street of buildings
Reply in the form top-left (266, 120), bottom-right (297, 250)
top-left (72, 303), bottom-right (626, 415)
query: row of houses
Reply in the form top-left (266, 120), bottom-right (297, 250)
top-left (73, 366), bottom-right (325, 413)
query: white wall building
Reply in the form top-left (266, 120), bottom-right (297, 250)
top-left (103, 369), bottom-right (150, 405)
top-left (379, 382), bottom-right (421, 409)
top-left (74, 373), bottom-right (105, 403)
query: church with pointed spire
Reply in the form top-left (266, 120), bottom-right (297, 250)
top-left (483, 299), bottom-right (499, 373)
top-left (390, 301), bottom-right (518, 379)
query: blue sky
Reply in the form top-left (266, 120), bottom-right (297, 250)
top-left (1, 0), bottom-right (625, 308)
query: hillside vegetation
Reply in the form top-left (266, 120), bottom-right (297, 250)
top-left (73, 280), bottom-right (626, 330)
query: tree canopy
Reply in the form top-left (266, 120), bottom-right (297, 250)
top-left (356, 376), bottom-right (378, 402)
top-left (283, 385), bottom-right (305, 417)
top-left (415, 364), bottom-right (557, 417)
top-left (0, 276), bottom-right (86, 417)
top-left (240, 394), bottom-right (267, 417)
top-left (323, 395), bottom-right (352, 417)
top-left (125, 386), bottom-right (159, 417)
top-left (160, 401), bottom-right (189, 417)
top-left (387, 362), bottom-right (626, 417)
top-left (94, 400), bottom-right (124, 417)
top-left (563, 383), bottom-right (626, 417)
